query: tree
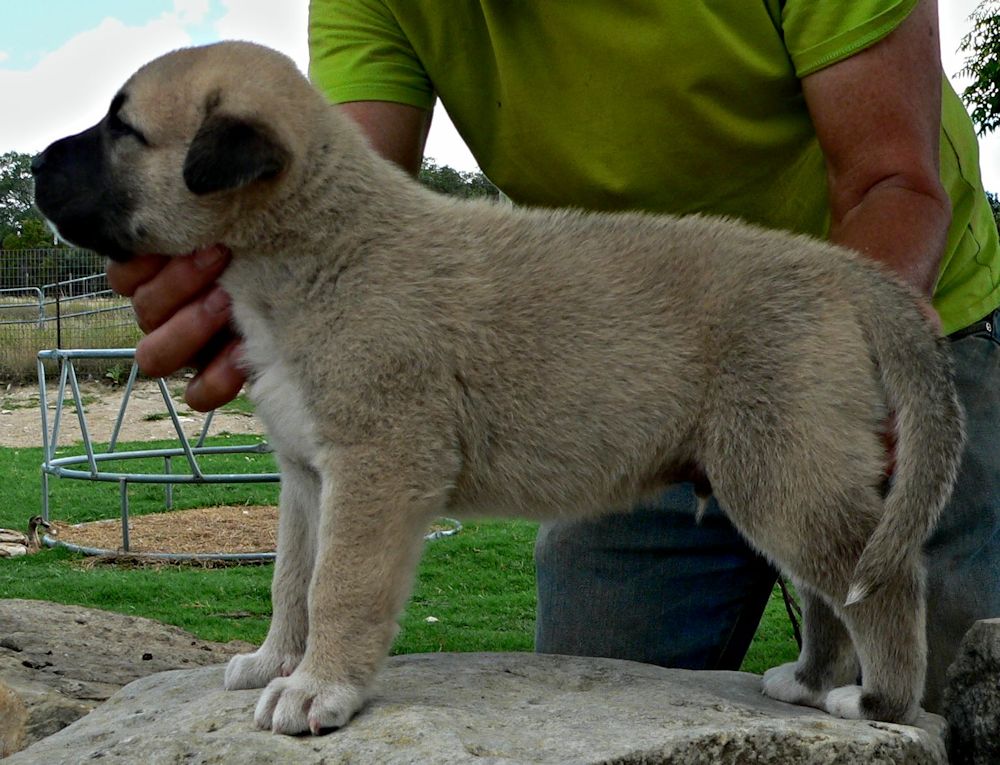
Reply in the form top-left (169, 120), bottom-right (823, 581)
top-left (2, 217), bottom-right (54, 250)
top-left (959, 1), bottom-right (1000, 136)
top-left (988, 191), bottom-right (1000, 230)
top-left (0, 152), bottom-right (41, 243)
top-left (419, 158), bottom-right (499, 200)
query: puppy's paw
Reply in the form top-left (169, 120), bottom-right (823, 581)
top-left (224, 649), bottom-right (302, 691)
top-left (254, 671), bottom-right (365, 735)
top-left (823, 685), bottom-right (865, 719)
top-left (761, 663), bottom-right (825, 709)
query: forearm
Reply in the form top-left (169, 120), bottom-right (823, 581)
top-left (828, 177), bottom-right (951, 299)
top-left (800, 0), bottom-right (947, 301)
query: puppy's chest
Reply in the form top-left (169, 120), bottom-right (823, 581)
top-left (231, 300), bottom-right (319, 464)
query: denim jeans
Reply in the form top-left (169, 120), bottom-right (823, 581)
top-left (534, 308), bottom-right (1000, 711)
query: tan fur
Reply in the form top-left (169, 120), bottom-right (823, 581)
top-left (33, 42), bottom-right (965, 734)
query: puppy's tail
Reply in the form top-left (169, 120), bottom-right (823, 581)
top-left (845, 294), bottom-right (965, 607)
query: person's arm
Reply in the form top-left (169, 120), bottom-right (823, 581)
top-left (800, 0), bottom-right (949, 322)
top-left (107, 101), bottom-right (431, 411)
top-left (338, 100), bottom-right (431, 174)
top-left (800, 0), bottom-right (947, 472)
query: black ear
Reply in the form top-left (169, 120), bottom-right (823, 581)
top-left (183, 114), bottom-right (290, 195)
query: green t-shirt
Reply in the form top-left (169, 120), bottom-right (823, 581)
top-left (310, 0), bottom-right (1000, 334)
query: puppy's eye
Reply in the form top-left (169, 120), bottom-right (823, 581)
top-left (108, 111), bottom-right (148, 144)
top-left (107, 93), bottom-right (148, 145)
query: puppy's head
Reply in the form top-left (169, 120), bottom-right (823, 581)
top-left (33, 42), bottom-right (325, 260)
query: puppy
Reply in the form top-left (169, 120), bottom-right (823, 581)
top-left (33, 41), bottom-right (964, 734)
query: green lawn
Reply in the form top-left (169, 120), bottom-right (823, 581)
top-left (0, 439), bottom-right (798, 672)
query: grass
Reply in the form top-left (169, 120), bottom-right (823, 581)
top-left (159, 389), bottom-right (253, 417)
top-left (0, 439), bottom-right (799, 672)
top-left (219, 392), bottom-right (256, 416)
top-left (0, 395), bottom-right (97, 412)
top-left (142, 411), bottom-right (184, 422)
top-left (35, 435), bottom-right (281, 525)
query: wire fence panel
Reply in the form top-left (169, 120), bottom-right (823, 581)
top-left (0, 248), bottom-right (142, 380)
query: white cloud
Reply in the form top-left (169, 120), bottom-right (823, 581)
top-left (0, 16), bottom-right (194, 153)
top-left (940, 1), bottom-right (971, 80)
top-left (173, 0), bottom-right (211, 26)
top-left (214, 0), bottom-right (309, 71)
top-left (0, 52), bottom-right (9, 64)
top-left (425, 105), bottom-right (479, 172)
top-left (0, 1), bottom-right (314, 155)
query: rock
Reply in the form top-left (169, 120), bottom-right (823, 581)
top-left (0, 679), bottom-right (28, 757)
top-left (944, 618), bottom-right (1000, 764)
top-left (0, 599), bottom-right (254, 749)
top-left (8, 653), bottom-right (946, 764)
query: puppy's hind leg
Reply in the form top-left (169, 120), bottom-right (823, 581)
top-left (762, 582), bottom-right (858, 709)
top-left (824, 561), bottom-right (927, 724)
top-left (705, 411), bottom-right (923, 722)
top-left (225, 457), bottom-right (320, 690)
top-left (765, 486), bottom-right (925, 723)
top-left (758, 486), bottom-right (926, 723)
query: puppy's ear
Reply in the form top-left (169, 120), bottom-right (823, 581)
top-left (183, 114), bottom-right (290, 195)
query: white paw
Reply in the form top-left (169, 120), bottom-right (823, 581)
top-left (254, 671), bottom-right (365, 735)
top-left (824, 685), bottom-right (865, 719)
top-left (761, 663), bottom-right (825, 709)
top-left (224, 649), bottom-right (302, 691)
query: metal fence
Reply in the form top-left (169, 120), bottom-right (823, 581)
top-left (0, 248), bottom-right (142, 380)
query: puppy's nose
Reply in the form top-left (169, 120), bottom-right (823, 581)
top-left (31, 151), bottom-right (47, 175)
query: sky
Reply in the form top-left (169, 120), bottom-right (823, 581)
top-left (1, 0), bottom-right (997, 191)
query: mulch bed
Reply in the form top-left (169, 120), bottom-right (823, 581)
top-left (52, 505), bottom-right (278, 555)
top-left (49, 506), bottom-right (459, 560)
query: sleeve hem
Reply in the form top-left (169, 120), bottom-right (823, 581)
top-left (791, 0), bottom-right (918, 77)
top-left (317, 82), bottom-right (436, 111)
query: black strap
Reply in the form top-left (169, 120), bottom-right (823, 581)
top-left (948, 308), bottom-right (997, 341)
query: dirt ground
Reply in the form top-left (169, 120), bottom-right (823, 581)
top-left (2, 378), bottom-right (275, 556)
top-left (0, 378), bottom-right (264, 449)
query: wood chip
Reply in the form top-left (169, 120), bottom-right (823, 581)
top-left (52, 505), bottom-right (278, 554)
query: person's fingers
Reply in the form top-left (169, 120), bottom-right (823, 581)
top-left (128, 246), bottom-right (231, 332)
top-left (106, 245), bottom-right (244, 412)
top-left (106, 253), bottom-right (170, 297)
top-left (185, 338), bottom-right (248, 412)
top-left (135, 286), bottom-right (234, 377)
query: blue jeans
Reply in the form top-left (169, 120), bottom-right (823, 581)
top-left (534, 309), bottom-right (1000, 711)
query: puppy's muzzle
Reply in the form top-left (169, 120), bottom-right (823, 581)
top-left (32, 126), bottom-right (135, 262)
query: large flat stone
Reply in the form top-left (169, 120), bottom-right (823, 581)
top-left (945, 617), bottom-right (1000, 764)
top-left (0, 599), bottom-right (253, 752)
top-left (0, 679), bottom-right (28, 757)
top-left (8, 652), bottom-right (946, 764)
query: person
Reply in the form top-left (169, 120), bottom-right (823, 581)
top-left (109, 0), bottom-right (1000, 711)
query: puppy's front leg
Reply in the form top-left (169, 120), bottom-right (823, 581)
top-left (254, 445), bottom-right (448, 735)
top-left (226, 457), bottom-right (320, 690)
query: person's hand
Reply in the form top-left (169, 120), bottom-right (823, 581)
top-left (106, 245), bottom-right (247, 411)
